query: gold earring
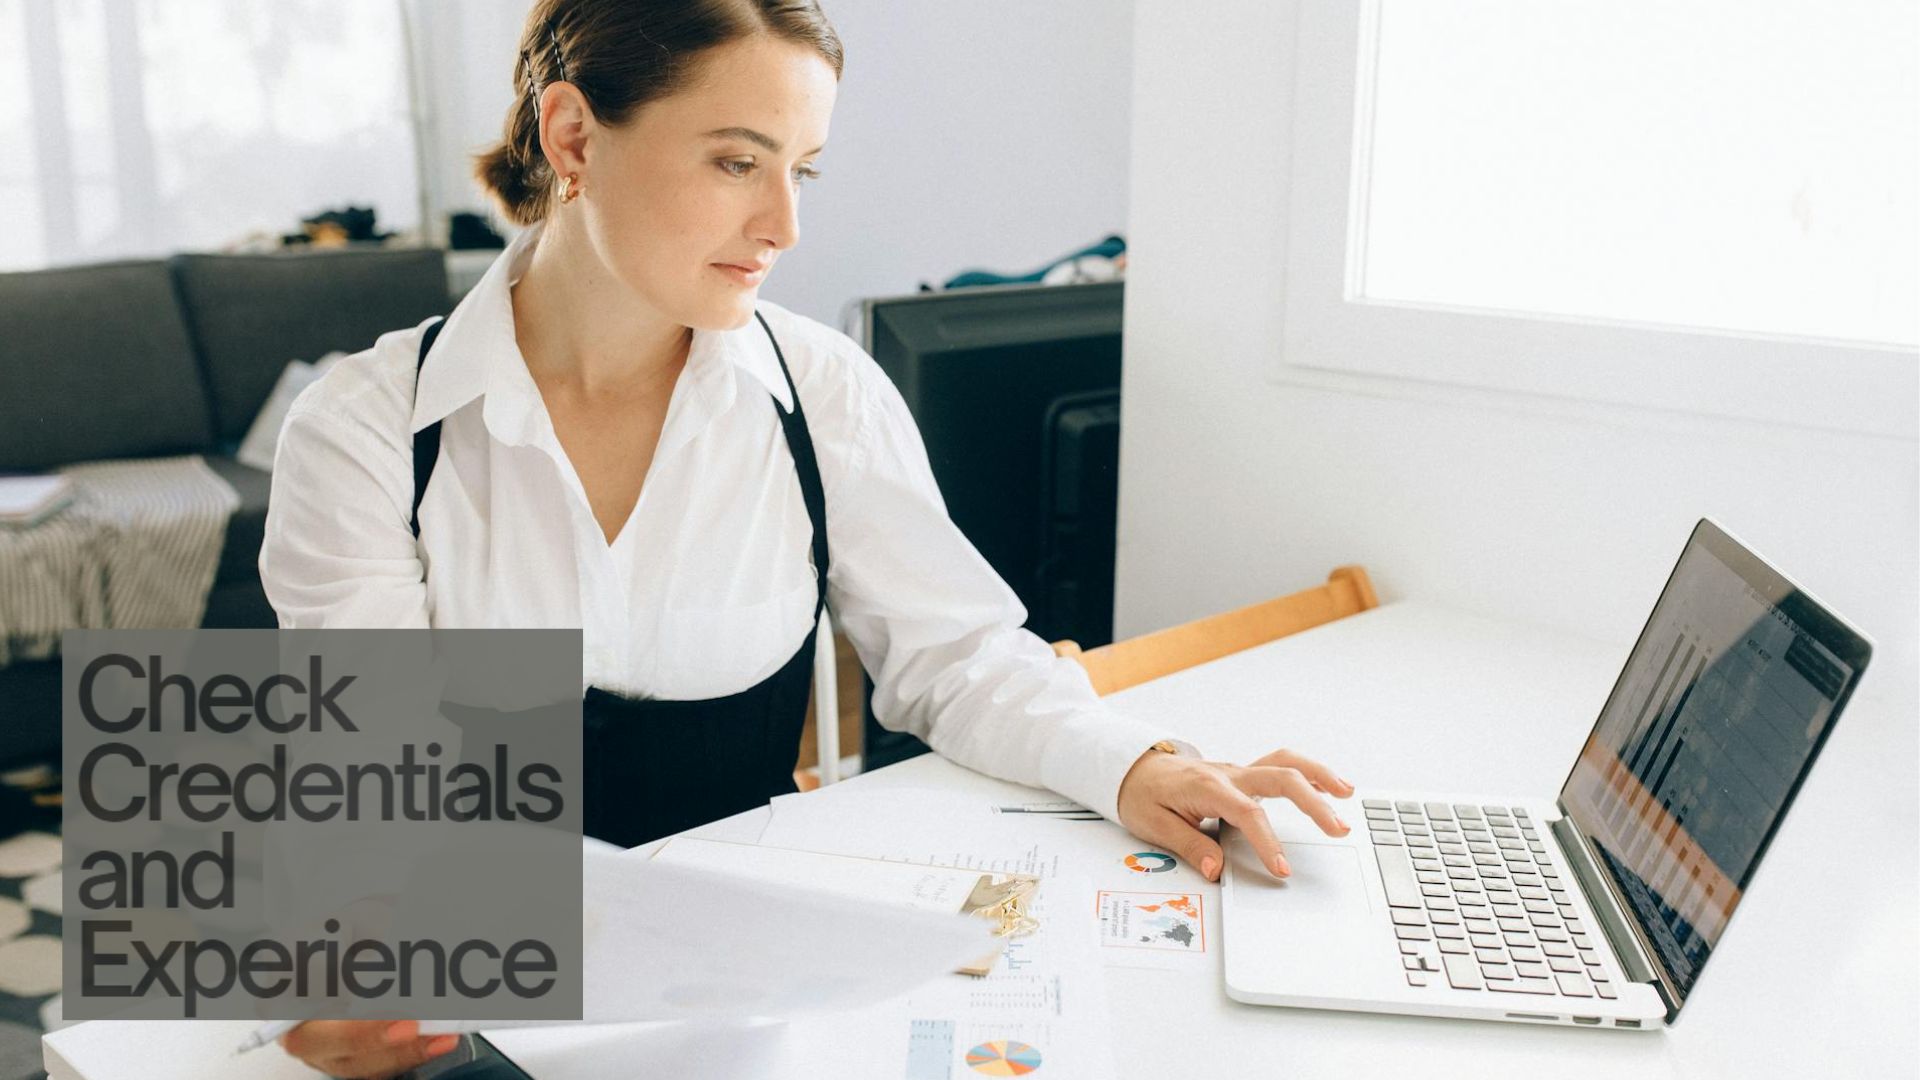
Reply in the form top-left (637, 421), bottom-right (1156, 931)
top-left (559, 173), bottom-right (581, 204)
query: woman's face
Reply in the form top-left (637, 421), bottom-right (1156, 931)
top-left (578, 35), bottom-right (837, 331)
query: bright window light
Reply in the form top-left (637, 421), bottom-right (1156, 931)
top-left (1, 0), bottom-right (419, 270)
top-left (1355, 0), bottom-right (1919, 348)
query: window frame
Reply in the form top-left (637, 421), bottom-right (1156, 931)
top-left (1272, 0), bottom-right (1917, 441)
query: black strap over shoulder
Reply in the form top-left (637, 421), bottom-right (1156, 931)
top-left (755, 309), bottom-right (831, 618)
top-left (409, 317), bottom-right (447, 539)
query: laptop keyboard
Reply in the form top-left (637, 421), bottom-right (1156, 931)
top-left (1365, 800), bottom-right (1618, 1000)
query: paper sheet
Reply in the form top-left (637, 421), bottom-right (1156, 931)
top-left (417, 837), bottom-right (995, 1036)
top-left (650, 836), bottom-right (996, 915)
top-left (875, 873), bottom-right (1117, 1078)
top-left (760, 788), bottom-right (1219, 971)
top-left (715, 874), bottom-right (1119, 1079)
top-left (479, 839), bottom-right (1121, 1078)
top-left (760, 790), bottom-right (1074, 878)
top-left (486, 892), bottom-right (1118, 1080)
top-left (487, 788), bottom-right (1210, 1073)
top-left (740, 790), bottom-right (1149, 1074)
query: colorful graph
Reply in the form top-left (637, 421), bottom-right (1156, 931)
top-left (1097, 890), bottom-right (1207, 953)
top-left (966, 1040), bottom-right (1044, 1075)
top-left (1123, 852), bottom-right (1175, 873)
top-left (1138, 894), bottom-right (1198, 918)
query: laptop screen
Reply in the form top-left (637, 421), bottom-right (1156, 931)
top-left (1558, 520), bottom-right (1870, 1010)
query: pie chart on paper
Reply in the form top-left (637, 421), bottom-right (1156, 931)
top-left (965, 1040), bottom-right (1043, 1075)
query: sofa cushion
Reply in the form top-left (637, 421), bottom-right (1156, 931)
top-left (202, 579), bottom-right (278, 630)
top-left (172, 247), bottom-right (450, 443)
top-left (0, 260), bottom-right (215, 470)
top-left (201, 453), bottom-right (271, 591)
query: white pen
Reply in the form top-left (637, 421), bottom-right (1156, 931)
top-left (232, 1019), bottom-right (302, 1056)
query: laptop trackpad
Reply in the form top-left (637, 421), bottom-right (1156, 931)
top-left (1226, 835), bottom-right (1380, 980)
top-left (1228, 834), bottom-right (1413, 991)
top-left (1228, 838), bottom-right (1372, 918)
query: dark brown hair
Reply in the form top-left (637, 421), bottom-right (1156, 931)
top-left (473, 0), bottom-right (844, 227)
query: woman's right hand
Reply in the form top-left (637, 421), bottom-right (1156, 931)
top-left (279, 1020), bottom-right (460, 1079)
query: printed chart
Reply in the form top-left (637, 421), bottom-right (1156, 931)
top-left (1096, 890), bottom-right (1206, 954)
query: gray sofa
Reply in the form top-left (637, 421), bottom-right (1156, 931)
top-left (0, 246), bottom-right (455, 767)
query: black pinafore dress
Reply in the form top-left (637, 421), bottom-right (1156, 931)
top-left (409, 311), bottom-right (828, 848)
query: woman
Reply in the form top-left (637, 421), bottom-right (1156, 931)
top-left (261, 0), bottom-right (1353, 1073)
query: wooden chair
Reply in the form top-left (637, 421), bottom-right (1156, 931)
top-left (793, 613), bottom-right (858, 793)
top-left (1052, 566), bottom-right (1379, 696)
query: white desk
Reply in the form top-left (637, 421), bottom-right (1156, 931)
top-left (45, 602), bottom-right (1919, 1079)
top-left (1098, 602), bottom-right (1917, 1079)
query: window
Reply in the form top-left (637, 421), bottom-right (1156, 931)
top-left (1276, 0), bottom-right (1918, 438)
top-left (0, 0), bottom-right (420, 271)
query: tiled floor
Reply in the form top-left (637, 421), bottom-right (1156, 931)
top-left (0, 763), bottom-right (62, 1080)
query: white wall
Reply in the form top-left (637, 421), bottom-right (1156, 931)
top-left (405, 0), bottom-right (529, 238)
top-left (761, 0), bottom-right (1134, 328)
top-left (411, 0), bottom-right (1135, 329)
top-left (1118, 3), bottom-right (1918, 724)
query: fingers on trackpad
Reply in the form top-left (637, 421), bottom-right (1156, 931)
top-left (1227, 836), bottom-right (1373, 918)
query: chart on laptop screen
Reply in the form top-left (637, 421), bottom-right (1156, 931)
top-left (1562, 539), bottom-right (1854, 996)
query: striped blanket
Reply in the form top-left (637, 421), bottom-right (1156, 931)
top-left (0, 455), bottom-right (239, 667)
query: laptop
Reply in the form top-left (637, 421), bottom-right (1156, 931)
top-left (1220, 518), bottom-right (1872, 1029)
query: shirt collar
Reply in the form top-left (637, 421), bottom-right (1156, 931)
top-left (409, 219), bottom-right (794, 443)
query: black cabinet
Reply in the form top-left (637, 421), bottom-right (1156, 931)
top-left (851, 282), bottom-right (1124, 772)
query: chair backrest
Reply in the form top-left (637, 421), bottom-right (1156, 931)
top-left (1053, 566), bottom-right (1379, 695)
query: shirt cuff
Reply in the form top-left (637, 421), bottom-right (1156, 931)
top-left (1038, 705), bottom-right (1202, 829)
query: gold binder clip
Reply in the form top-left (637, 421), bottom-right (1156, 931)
top-left (965, 875), bottom-right (1040, 939)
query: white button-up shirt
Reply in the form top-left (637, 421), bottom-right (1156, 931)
top-left (259, 219), bottom-right (1186, 826)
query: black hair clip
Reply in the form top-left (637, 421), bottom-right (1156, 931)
top-left (546, 18), bottom-right (570, 84)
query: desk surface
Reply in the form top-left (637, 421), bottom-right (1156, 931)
top-left (787, 602), bottom-right (1918, 1080)
top-left (1102, 602), bottom-right (1916, 1079)
top-left (45, 602), bottom-right (1919, 1079)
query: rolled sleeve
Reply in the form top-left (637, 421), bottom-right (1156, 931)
top-left (260, 393), bottom-right (430, 630)
top-left (822, 354), bottom-right (1195, 827)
